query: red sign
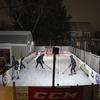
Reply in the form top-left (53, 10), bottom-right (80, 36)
top-left (28, 86), bottom-right (83, 100)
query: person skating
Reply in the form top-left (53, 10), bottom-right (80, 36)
top-left (69, 55), bottom-right (76, 75)
top-left (12, 56), bottom-right (20, 80)
top-left (35, 54), bottom-right (45, 69)
top-left (19, 57), bottom-right (26, 70)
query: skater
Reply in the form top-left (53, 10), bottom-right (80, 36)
top-left (35, 54), bottom-right (45, 69)
top-left (19, 57), bottom-right (26, 70)
top-left (69, 55), bottom-right (76, 74)
top-left (12, 56), bottom-right (20, 80)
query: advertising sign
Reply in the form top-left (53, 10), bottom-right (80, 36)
top-left (28, 86), bottom-right (83, 100)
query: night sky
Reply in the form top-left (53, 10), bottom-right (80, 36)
top-left (64, 0), bottom-right (100, 31)
top-left (0, 0), bottom-right (100, 31)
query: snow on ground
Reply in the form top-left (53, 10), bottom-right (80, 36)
top-left (13, 52), bottom-right (92, 86)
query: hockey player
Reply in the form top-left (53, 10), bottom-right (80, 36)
top-left (12, 56), bottom-right (20, 80)
top-left (69, 55), bottom-right (76, 74)
top-left (35, 54), bottom-right (45, 69)
top-left (19, 57), bottom-right (26, 71)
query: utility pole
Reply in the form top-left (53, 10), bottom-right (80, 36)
top-left (52, 53), bottom-right (56, 87)
top-left (52, 47), bottom-right (59, 87)
top-left (84, 40), bottom-right (87, 63)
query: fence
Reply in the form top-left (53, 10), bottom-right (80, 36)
top-left (35, 40), bottom-right (67, 46)
top-left (0, 82), bottom-right (16, 100)
top-left (72, 47), bottom-right (100, 74)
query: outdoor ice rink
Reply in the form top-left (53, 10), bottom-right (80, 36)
top-left (13, 51), bottom-right (92, 86)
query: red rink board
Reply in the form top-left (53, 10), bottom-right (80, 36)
top-left (28, 86), bottom-right (83, 100)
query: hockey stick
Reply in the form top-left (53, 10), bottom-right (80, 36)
top-left (62, 64), bottom-right (71, 74)
top-left (43, 63), bottom-right (51, 70)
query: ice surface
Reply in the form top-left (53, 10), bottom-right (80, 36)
top-left (13, 53), bottom-right (92, 86)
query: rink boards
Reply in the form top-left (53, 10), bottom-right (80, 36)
top-left (0, 46), bottom-right (100, 86)
top-left (16, 85), bottom-right (99, 100)
top-left (11, 46), bottom-right (100, 86)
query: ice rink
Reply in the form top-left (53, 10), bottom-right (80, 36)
top-left (13, 52), bottom-right (92, 86)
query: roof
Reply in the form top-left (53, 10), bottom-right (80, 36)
top-left (0, 31), bottom-right (32, 35)
top-left (0, 31), bottom-right (33, 44)
top-left (69, 22), bottom-right (95, 32)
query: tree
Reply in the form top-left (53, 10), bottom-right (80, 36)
top-left (33, 0), bottom-right (71, 41)
top-left (6, 0), bottom-right (71, 45)
top-left (95, 31), bottom-right (100, 38)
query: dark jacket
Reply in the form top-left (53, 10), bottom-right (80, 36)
top-left (36, 54), bottom-right (44, 63)
top-left (70, 56), bottom-right (76, 67)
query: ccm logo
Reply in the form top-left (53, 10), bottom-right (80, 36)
top-left (32, 92), bottom-right (78, 99)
